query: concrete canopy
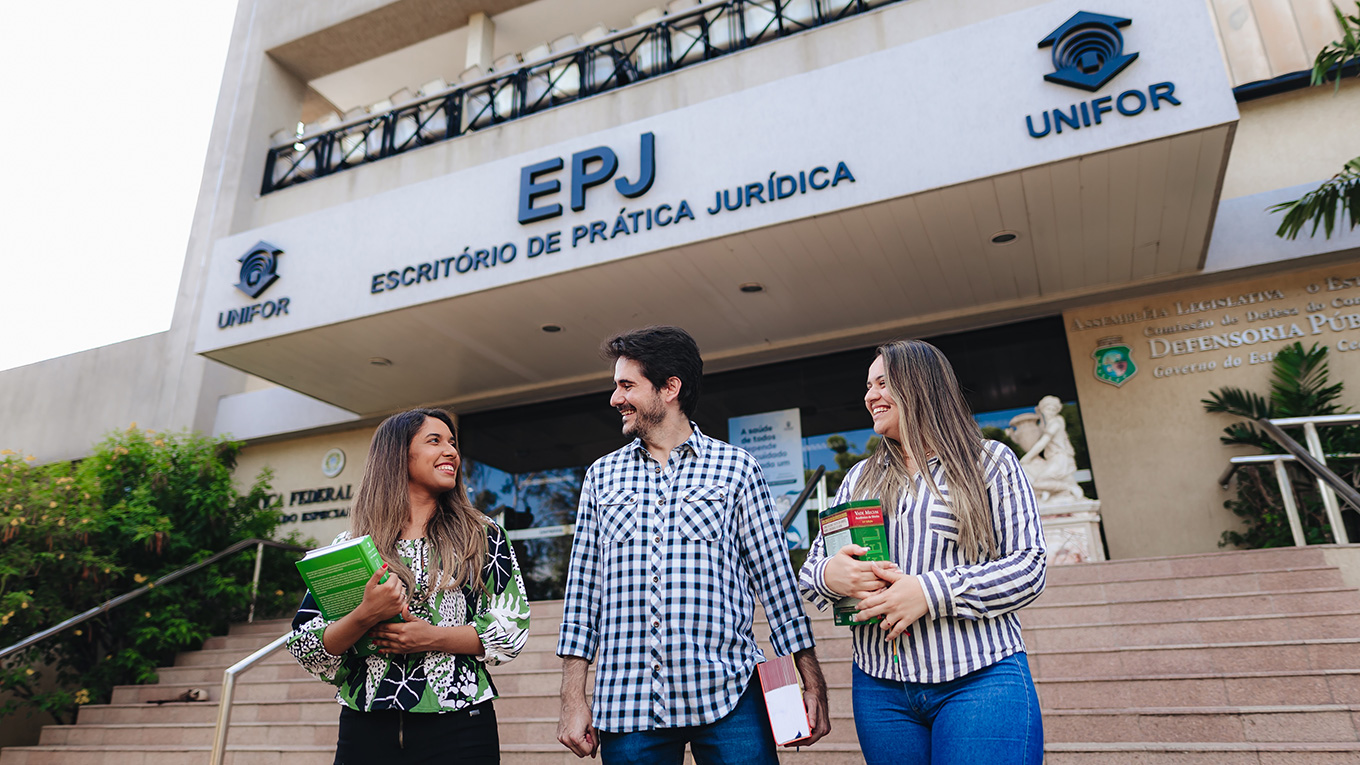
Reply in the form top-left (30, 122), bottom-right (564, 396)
top-left (198, 0), bottom-right (1238, 417)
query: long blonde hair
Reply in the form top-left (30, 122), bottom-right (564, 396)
top-left (351, 408), bottom-right (488, 598)
top-left (853, 340), bottom-right (998, 563)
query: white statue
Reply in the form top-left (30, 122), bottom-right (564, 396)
top-left (1009, 396), bottom-right (1087, 503)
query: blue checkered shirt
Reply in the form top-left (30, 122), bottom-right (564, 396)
top-left (556, 425), bottom-right (816, 733)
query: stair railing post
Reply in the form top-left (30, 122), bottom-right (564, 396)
top-left (248, 541), bottom-right (265, 623)
top-left (210, 632), bottom-right (291, 765)
top-left (210, 667), bottom-right (237, 765)
top-left (1303, 422), bottom-right (1350, 544)
top-left (1272, 457), bottom-right (1306, 547)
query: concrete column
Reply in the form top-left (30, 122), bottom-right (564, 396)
top-left (466, 12), bottom-right (495, 72)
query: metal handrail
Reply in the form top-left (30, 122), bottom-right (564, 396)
top-left (1218, 414), bottom-right (1360, 546)
top-left (1256, 418), bottom-right (1359, 544)
top-left (263, 0), bottom-right (898, 193)
top-left (782, 465), bottom-right (826, 530)
top-left (0, 538), bottom-right (309, 662)
top-left (209, 632), bottom-right (291, 765)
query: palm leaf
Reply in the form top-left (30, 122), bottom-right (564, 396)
top-left (1273, 3), bottom-right (1360, 240)
top-left (1270, 342), bottom-right (1347, 416)
top-left (1202, 386), bottom-right (1274, 419)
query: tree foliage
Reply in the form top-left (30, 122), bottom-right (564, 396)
top-left (0, 427), bottom-right (305, 725)
top-left (1202, 342), bottom-right (1360, 547)
top-left (1271, 2), bottom-right (1360, 240)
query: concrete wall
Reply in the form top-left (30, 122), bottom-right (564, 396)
top-left (1065, 261), bottom-right (1360, 558)
top-left (1220, 77), bottom-right (1360, 200)
top-left (0, 334), bottom-right (170, 463)
top-left (233, 424), bottom-right (378, 545)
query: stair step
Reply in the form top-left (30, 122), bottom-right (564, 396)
top-left (1023, 611), bottom-right (1360, 650)
top-left (0, 744), bottom-right (336, 765)
top-left (1037, 669), bottom-right (1360, 709)
top-left (1019, 588), bottom-right (1360, 626)
top-left (1044, 705), bottom-right (1360, 743)
top-left (13, 547), bottom-right (1360, 764)
top-left (1043, 741), bottom-right (1360, 765)
top-left (1041, 546), bottom-right (1335, 583)
top-left (1028, 638), bottom-right (1360, 677)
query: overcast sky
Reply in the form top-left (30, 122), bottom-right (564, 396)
top-left (0, 1), bottom-right (239, 372)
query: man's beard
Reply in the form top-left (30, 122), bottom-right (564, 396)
top-left (622, 395), bottom-right (667, 439)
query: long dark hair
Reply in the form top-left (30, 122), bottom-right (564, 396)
top-left (351, 408), bottom-right (488, 598)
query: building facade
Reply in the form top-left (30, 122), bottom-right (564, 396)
top-left (3, 0), bottom-right (1359, 578)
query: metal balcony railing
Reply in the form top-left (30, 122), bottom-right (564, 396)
top-left (1218, 414), bottom-right (1360, 547)
top-left (262, 0), bottom-right (900, 194)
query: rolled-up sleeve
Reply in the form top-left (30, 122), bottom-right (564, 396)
top-left (556, 470), bottom-right (602, 661)
top-left (918, 445), bottom-right (1047, 621)
top-left (472, 523), bottom-right (530, 666)
top-left (287, 591), bottom-right (350, 686)
top-left (737, 463), bottom-right (816, 657)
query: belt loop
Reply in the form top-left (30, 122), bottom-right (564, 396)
top-left (398, 710), bottom-right (405, 749)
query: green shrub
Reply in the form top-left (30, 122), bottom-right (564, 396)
top-left (0, 426), bottom-right (306, 725)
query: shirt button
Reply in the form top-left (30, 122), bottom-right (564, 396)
top-left (651, 575), bottom-right (659, 583)
top-left (653, 534), bottom-right (662, 544)
top-left (651, 619), bottom-right (660, 628)
top-left (654, 466), bottom-right (661, 474)
top-left (652, 662), bottom-right (661, 672)
top-left (656, 498), bottom-right (664, 507)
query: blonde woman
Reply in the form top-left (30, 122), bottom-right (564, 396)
top-left (799, 341), bottom-right (1046, 765)
top-left (288, 408), bottom-right (529, 764)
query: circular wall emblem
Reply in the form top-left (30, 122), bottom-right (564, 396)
top-left (321, 448), bottom-right (346, 478)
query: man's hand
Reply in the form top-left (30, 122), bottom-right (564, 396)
top-left (558, 656), bottom-right (598, 758)
top-left (853, 566), bottom-right (929, 641)
top-left (823, 544), bottom-right (898, 599)
top-left (791, 648), bottom-right (830, 746)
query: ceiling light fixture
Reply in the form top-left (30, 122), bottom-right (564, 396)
top-left (990, 231), bottom-right (1020, 245)
top-left (738, 282), bottom-right (765, 293)
top-left (541, 324), bottom-right (563, 333)
top-left (369, 357), bottom-right (393, 366)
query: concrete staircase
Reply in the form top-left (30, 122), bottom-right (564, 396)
top-left (2, 545), bottom-right (1359, 764)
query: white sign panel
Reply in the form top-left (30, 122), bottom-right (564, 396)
top-left (196, 0), bottom-right (1237, 354)
top-left (729, 408), bottom-right (807, 549)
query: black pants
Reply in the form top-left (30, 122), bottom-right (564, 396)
top-left (335, 702), bottom-right (498, 764)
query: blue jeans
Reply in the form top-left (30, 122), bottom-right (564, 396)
top-left (852, 653), bottom-right (1043, 765)
top-left (598, 678), bottom-right (778, 765)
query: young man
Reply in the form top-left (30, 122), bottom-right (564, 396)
top-left (556, 325), bottom-right (829, 764)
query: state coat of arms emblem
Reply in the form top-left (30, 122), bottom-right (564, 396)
top-left (1092, 339), bottom-right (1136, 387)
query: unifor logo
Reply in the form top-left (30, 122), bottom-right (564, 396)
top-left (235, 241), bottom-right (282, 298)
top-left (1039, 12), bottom-right (1138, 92)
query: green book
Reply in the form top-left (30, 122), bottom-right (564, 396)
top-left (818, 499), bottom-right (890, 627)
top-left (295, 535), bottom-right (398, 656)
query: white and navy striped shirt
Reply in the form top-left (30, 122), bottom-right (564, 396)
top-left (557, 425), bottom-right (816, 732)
top-left (800, 440), bottom-right (1046, 684)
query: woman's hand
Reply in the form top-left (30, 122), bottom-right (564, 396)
top-left (355, 565), bottom-right (407, 626)
top-left (853, 566), bottom-right (929, 640)
top-left (368, 606), bottom-right (487, 655)
top-left (369, 605), bottom-right (438, 654)
top-left (823, 544), bottom-right (898, 599)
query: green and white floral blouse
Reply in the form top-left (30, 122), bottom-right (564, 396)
top-left (287, 522), bottom-right (530, 712)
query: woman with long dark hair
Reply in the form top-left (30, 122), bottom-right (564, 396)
top-left (288, 408), bottom-right (529, 764)
top-left (799, 340), bottom-right (1047, 765)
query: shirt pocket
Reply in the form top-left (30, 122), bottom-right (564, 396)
top-left (675, 484), bottom-right (729, 541)
top-left (927, 506), bottom-right (961, 544)
top-left (597, 489), bottom-right (639, 543)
